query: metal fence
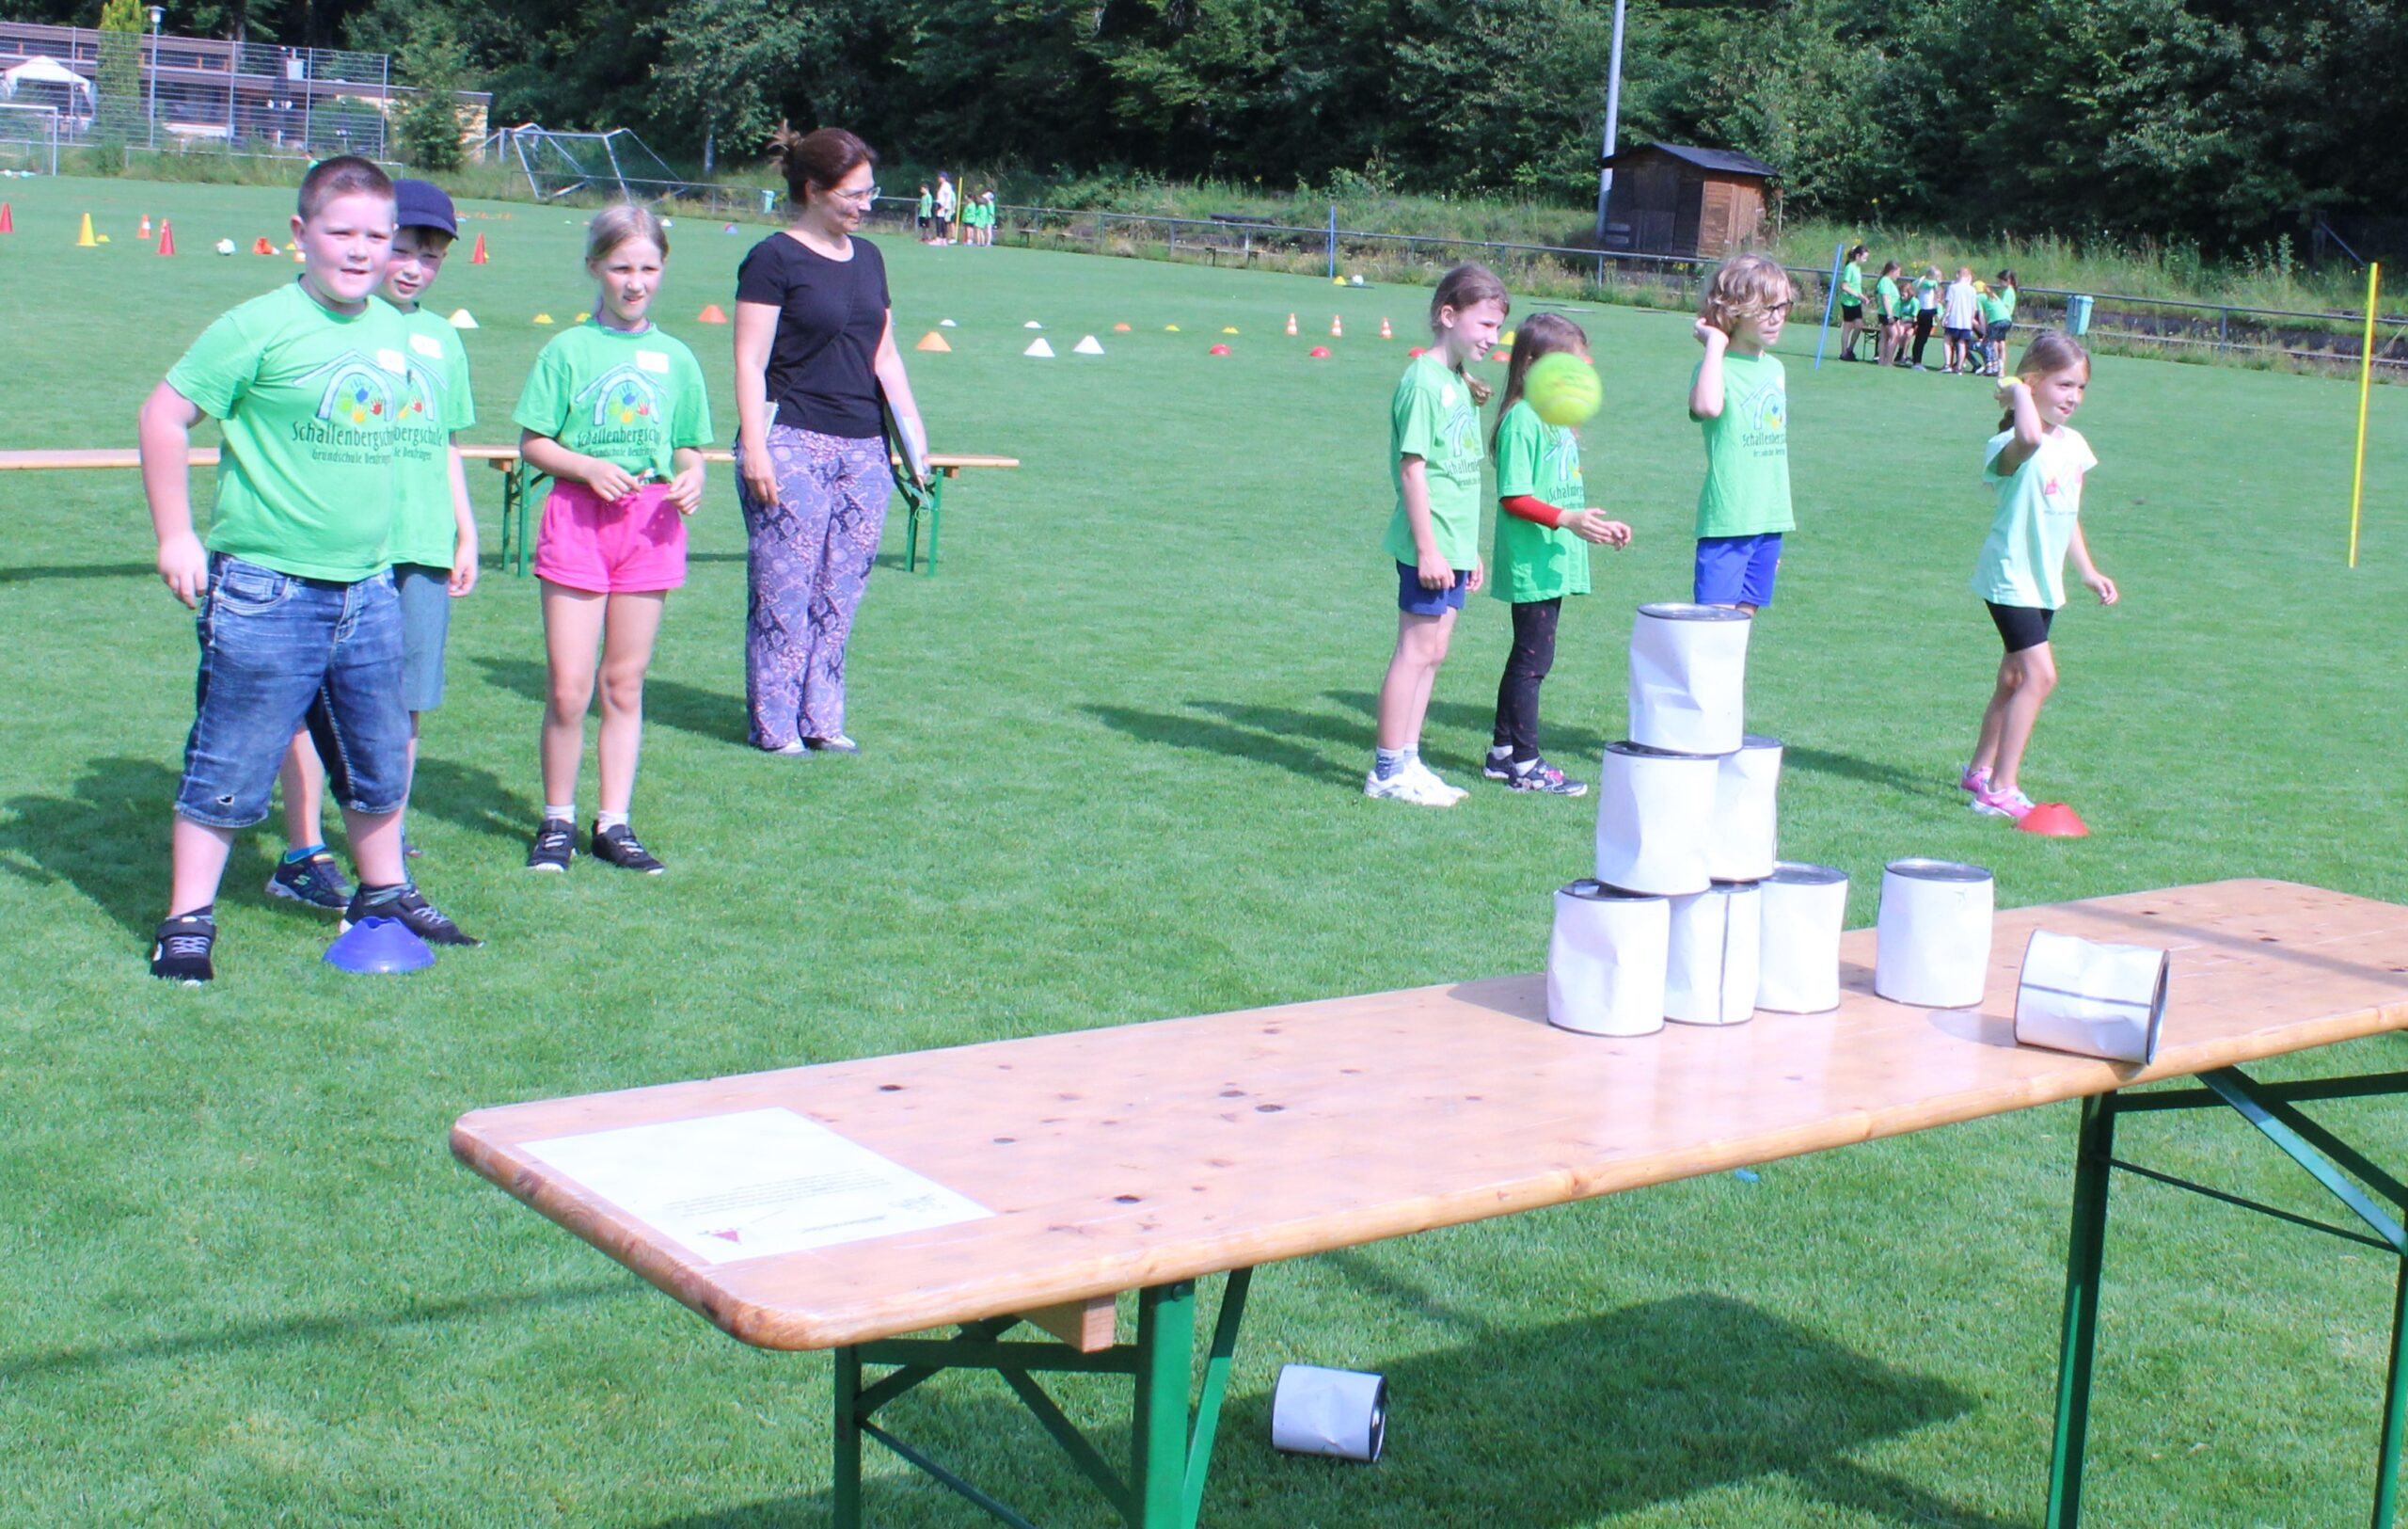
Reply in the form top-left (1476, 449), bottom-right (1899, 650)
top-left (857, 197), bottom-right (2408, 376)
top-left (0, 102), bottom-right (60, 174)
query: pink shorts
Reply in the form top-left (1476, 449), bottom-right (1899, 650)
top-left (533, 481), bottom-right (687, 594)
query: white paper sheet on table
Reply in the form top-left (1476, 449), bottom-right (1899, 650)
top-left (524, 1107), bottom-right (992, 1265)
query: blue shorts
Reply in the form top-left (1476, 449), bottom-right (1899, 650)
top-left (175, 555), bottom-right (410, 829)
top-left (1396, 561), bottom-right (1470, 615)
top-left (1693, 534), bottom-right (1782, 609)
top-left (394, 562), bottom-right (452, 713)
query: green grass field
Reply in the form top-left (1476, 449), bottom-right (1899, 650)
top-left (3, 174), bottom-right (2406, 1527)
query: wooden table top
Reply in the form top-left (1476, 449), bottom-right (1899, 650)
top-left (0, 447), bottom-right (1018, 471)
top-left (452, 880), bottom-right (2408, 1352)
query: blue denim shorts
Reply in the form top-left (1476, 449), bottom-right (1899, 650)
top-left (1693, 533), bottom-right (1782, 609)
top-left (394, 562), bottom-right (452, 713)
top-left (175, 554), bottom-right (409, 829)
top-left (1396, 561), bottom-right (1471, 615)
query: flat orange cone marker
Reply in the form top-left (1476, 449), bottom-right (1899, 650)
top-left (1308, 345), bottom-right (1331, 358)
top-left (1112, 322), bottom-right (1132, 332)
top-left (914, 330), bottom-right (951, 352)
top-left (0, 201), bottom-right (12, 233)
top-left (156, 220), bottom-right (175, 256)
top-left (75, 212), bottom-right (95, 247)
top-left (1284, 312), bottom-right (1298, 336)
top-left (2018, 803), bottom-right (2090, 837)
top-left (1490, 347), bottom-right (1509, 362)
top-left (1407, 346), bottom-right (1427, 358)
top-left (251, 235), bottom-right (273, 255)
top-left (1379, 317), bottom-right (1392, 340)
top-left (697, 304), bottom-right (729, 324)
top-left (1330, 315), bottom-right (1343, 338)
top-left (1209, 343), bottom-right (1231, 356)
top-left (138, 215), bottom-right (152, 239)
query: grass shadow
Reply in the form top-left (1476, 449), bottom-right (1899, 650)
top-left (0, 561), bottom-right (156, 585)
top-left (0, 756), bottom-right (178, 936)
top-left (407, 756), bottom-right (545, 842)
top-left (1322, 687), bottom-right (1614, 762)
top-left (473, 656), bottom-right (752, 750)
top-left (1782, 744), bottom-right (1948, 800)
top-left (1082, 700), bottom-right (1358, 786)
top-left (640, 1292), bottom-right (2018, 1529)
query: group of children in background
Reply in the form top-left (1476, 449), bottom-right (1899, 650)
top-left (140, 157), bottom-right (709, 983)
top-left (1369, 255), bottom-right (2114, 831)
top-left (1836, 246), bottom-right (2020, 376)
top-left (916, 175), bottom-right (997, 245)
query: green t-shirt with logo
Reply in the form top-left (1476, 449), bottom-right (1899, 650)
top-left (1490, 399), bottom-right (1591, 603)
top-left (1876, 274), bottom-right (1901, 319)
top-left (382, 299), bottom-right (476, 569)
top-left (512, 320), bottom-right (715, 482)
top-left (166, 279), bottom-right (411, 582)
top-left (1972, 425), bottom-right (2097, 610)
top-left (1841, 261), bottom-right (1863, 301)
top-left (1383, 351), bottom-right (1485, 570)
top-left (1692, 349), bottom-right (1794, 538)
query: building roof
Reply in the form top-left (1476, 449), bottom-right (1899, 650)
top-left (1599, 141), bottom-right (1777, 178)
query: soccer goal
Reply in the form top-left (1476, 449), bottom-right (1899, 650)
top-left (484, 122), bottom-right (693, 203)
top-left (0, 104), bottom-right (61, 177)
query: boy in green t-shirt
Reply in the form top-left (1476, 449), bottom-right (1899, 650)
top-left (1688, 254), bottom-right (1798, 615)
top-left (138, 156), bottom-right (480, 983)
top-left (916, 183), bottom-right (933, 241)
top-left (1482, 315), bottom-right (1629, 797)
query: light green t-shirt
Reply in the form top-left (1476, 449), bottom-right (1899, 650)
top-left (1997, 285), bottom-right (2019, 321)
top-left (1692, 349), bottom-right (1794, 538)
top-left (512, 320), bottom-right (715, 481)
top-left (1979, 289), bottom-right (2007, 325)
top-left (1972, 425), bottom-right (2097, 610)
top-left (1876, 274), bottom-right (1901, 318)
top-left (1383, 351), bottom-right (1484, 570)
top-left (383, 299), bottom-right (476, 569)
top-left (166, 279), bottom-right (412, 582)
top-left (1490, 399), bottom-right (1591, 603)
top-left (1841, 261), bottom-right (1863, 300)
top-left (918, 190), bottom-right (933, 218)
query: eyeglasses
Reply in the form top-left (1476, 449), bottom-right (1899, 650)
top-left (828, 183), bottom-right (881, 206)
top-left (1766, 301), bottom-right (1795, 315)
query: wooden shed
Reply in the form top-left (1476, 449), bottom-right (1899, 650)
top-left (1597, 142), bottom-right (1777, 258)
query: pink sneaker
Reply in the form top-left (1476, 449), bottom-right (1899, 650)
top-left (1972, 785), bottom-right (2036, 820)
top-left (1958, 765), bottom-right (1991, 794)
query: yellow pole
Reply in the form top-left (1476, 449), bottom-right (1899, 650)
top-left (2350, 262), bottom-right (2380, 568)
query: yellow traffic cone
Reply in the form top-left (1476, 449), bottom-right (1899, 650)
top-left (75, 212), bottom-right (96, 247)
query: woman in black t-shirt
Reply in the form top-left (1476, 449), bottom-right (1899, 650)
top-left (732, 124), bottom-right (930, 756)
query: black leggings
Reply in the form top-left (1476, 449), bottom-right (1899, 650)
top-left (1492, 597), bottom-right (1562, 760)
top-left (1912, 310), bottom-right (1936, 365)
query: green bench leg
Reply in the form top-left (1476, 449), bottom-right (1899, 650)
top-left (2046, 1091), bottom-right (2118, 1528)
top-left (905, 473), bottom-right (945, 576)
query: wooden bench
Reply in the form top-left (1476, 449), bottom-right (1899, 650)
top-left (451, 879), bottom-right (2408, 1529)
top-left (0, 446), bottom-right (1019, 577)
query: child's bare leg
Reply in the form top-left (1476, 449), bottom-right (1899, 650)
top-left (279, 732), bottom-right (323, 846)
top-left (1376, 610), bottom-right (1453, 751)
top-left (1971, 652), bottom-right (2016, 774)
top-left (540, 581), bottom-right (606, 811)
top-left (594, 592), bottom-right (667, 815)
top-left (168, 817), bottom-right (235, 916)
top-left (1988, 644), bottom-right (2057, 791)
top-left (344, 808), bottom-right (405, 886)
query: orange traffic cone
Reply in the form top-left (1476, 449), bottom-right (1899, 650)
top-left (1330, 315), bottom-right (1343, 338)
top-left (0, 201), bottom-right (11, 234)
top-left (2018, 802), bottom-right (2090, 837)
top-left (914, 330), bottom-right (951, 353)
top-left (1379, 317), bottom-right (1392, 340)
top-left (138, 214), bottom-right (152, 239)
top-left (470, 232), bottom-right (488, 264)
top-left (1284, 312), bottom-right (1298, 336)
top-left (252, 236), bottom-right (273, 255)
top-left (697, 304), bottom-right (729, 324)
top-left (156, 220), bottom-right (176, 256)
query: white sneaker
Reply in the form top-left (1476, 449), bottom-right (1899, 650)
top-left (1404, 757), bottom-right (1469, 803)
top-left (1364, 765), bottom-right (1459, 806)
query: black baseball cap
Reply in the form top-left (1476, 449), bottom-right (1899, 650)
top-left (394, 179), bottom-right (458, 237)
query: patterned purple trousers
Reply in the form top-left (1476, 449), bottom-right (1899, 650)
top-left (736, 425), bottom-right (893, 749)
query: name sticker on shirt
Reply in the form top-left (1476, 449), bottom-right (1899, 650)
top-left (636, 350), bottom-right (671, 374)
top-left (409, 333), bottom-right (445, 358)
top-left (375, 348), bottom-right (407, 374)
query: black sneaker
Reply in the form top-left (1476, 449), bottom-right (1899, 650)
top-left (1504, 757), bottom-right (1590, 796)
top-left (526, 818), bottom-right (576, 872)
top-left (341, 885), bottom-right (482, 947)
top-left (265, 850), bottom-right (352, 910)
top-left (150, 912), bottom-right (217, 984)
top-left (591, 822), bottom-right (665, 875)
top-left (1481, 747), bottom-right (1516, 781)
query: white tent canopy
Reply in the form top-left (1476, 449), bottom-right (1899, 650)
top-left (0, 56), bottom-right (96, 105)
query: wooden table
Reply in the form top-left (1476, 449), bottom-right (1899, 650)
top-left (0, 446), bottom-right (1019, 577)
top-left (451, 880), bottom-right (2408, 1528)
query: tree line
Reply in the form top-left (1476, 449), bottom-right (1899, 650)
top-left (8, 0), bottom-right (2401, 251)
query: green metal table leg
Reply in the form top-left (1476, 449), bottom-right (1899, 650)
top-left (2375, 1257), bottom-right (2408, 1529)
top-left (833, 1345), bottom-right (864, 1529)
top-left (2048, 1091), bottom-right (2119, 1529)
top-left (1133, 1281), bottom-right (1197, 1528)
top-left (925, 473), bottom-right (943, 574)
top-left (904, 497), bottom-right (921, 573)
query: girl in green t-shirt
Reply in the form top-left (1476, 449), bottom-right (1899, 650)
top-left (1482, 315), bottom-right (1630, 797)
top-left (1368, 263), bottom-right (1509, 807)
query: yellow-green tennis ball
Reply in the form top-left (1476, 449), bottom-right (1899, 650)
top-left (1524, 352), bottom-right (1601, 427)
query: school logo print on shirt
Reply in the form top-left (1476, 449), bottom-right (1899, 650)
top-left (1544, 426), bottom-right (1583, 495)
top-left (1735, 374), bottom-right (1787, 456)
top-left (291, 349), bottom-right (405, 464)
top-left (392, 357), bottom-right (452, 462)
top-left (1436, 380), bottom-right (1479, 469)
top-left (572, 363), bottom-right (669, 457)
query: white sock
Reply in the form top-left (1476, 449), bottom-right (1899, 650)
top-left (544, 803), bottom-right (574, 823)
top-left (595, 809), bottom-right (630, 832)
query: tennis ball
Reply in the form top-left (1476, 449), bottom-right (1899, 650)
top-left (1523, 352), bottom-right (1600, 427)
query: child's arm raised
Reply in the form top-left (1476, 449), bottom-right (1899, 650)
top-left (138, 380), bottom-right (209, 607)
top-left (1689, 321), bottom-right (1728, 419)
top-left (520, 429), bottom-right (641, 502)
top-left (1991, 378), bottom-right (2045, 474)
top-left (445, 443), bottom-right (478, 597)
top-left (1398, 455), bottom-right (1452, 590)
top-left (2067, 518), bottom-right (2118, 606)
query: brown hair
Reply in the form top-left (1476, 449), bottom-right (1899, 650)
top-left (297, 154), bottom-right (392, 222)
top-left (1700, 254), bottom-right (1794, 334)
top-left (768, 122), bottom-right (877, 207)
top-left (1490, 312), bottom-right (1589, 450)
top-left (1998, 330), bottom-right (2090, 430)
top-left (586, 202), bottom-right (669, 264)
top-left (1430, 262), bottom-right (1509, 405)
